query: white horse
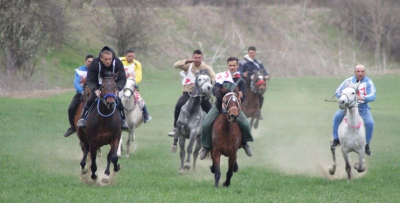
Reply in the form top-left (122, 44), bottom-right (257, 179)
top-left (329, 85), bottom-right (366, 180)
top-left (118, 77), bottom-right (143, 158)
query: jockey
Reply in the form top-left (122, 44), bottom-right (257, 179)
top-left (77, 46), bottom-right (129, 130)
top-left (199, 57), bottom-right (253, 160)
top-left (238, 46), bottom-right (270, 119)
top-left (63, 54), bottom-right (94, 137)
top-left (119, 49), bottom-right (152, 123)
top-left (331, 65), bottom-right (376, 156)
top-left (167, 50), bottom-right (216, 137)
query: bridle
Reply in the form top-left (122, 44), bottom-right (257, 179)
top-left (222, 92), bottom-right (241, 122)
top-left (341, 89), bottom-right (358, 109)
top-left (250, 73), bottom-right (267, 94)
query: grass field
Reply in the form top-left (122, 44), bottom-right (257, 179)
top-left (1, 71), bottom-right (399, 202)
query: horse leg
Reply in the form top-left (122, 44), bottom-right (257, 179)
top-left (328, 146), bottom-right (337, 175)
top-left (126, 128), bottom-right (134, 158)
top-left (250, 117), bottom-right (254, 129)
top-left (111, 137), bottom-right (121, 172)
top-left (233, 161), bottom-right (239, 173)
top-left (355, 149), bottom-right (366, 173)
top-left (343, 152), bottom-right (352, 180)
top-left (102, 148), bottom-right (113, 183)
top-left (89, 145), bottom-right (98, 180)
top-left (171, 133), bottom-right (178, 153)
top-left (117, 136), bottom-right (123, 157)
top-left (178, 137), bottom-right (186, 174)
top-left (223, 154), bottom-right (237, 187)
top-left (212, 151), bottom-right (221, 188)
top-left (184, 135), bottom-right (196, 170)
top-left (80, 141), bottom-right (89, 174)
top-left (192, 136), bottom-right (202, 172)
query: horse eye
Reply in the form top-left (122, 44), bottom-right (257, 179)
top-left (352, 92), bottom-right (355, 94)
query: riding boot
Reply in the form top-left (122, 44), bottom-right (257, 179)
top-left (331, 139), bottom-right (340, 149)
top-left (242, 143), bottom-right (253, 157)
top-left (365, 144), bottom-right (372, 156)
top-left (258, 95), bottom-right (264, 120)
top-left (119, 108), bottom-right (129, 131)
top-left (199, 148), bottom-right (210, 160)
top-left (64, 109), bottom-right (77, 137)
top-left (142, 105), bottom-right (152, 123)
top-left (77, 106), bottom-right (89, 128)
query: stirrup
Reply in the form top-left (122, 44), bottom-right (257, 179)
top-left (77, 119), bottom-right (86, 128)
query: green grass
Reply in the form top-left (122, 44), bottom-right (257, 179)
top-left (1, 73), bottom-right (399, 202)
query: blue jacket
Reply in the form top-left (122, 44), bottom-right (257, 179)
top-left (335, 76), bottom-right (376, 108)
top-left (238, 56), bottom-right (269, 78)
top-left (74, 65), bottom-right (88, 94)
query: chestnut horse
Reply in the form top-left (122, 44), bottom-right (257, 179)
top-left (241, 70), bottom-right (267, 129)
top-left (77, 73), bottom-right (122, 183)
top-left (210, 88), bottom-right (242, 188)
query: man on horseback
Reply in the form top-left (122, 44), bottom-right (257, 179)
top-left (238, 46), bottom-right (270, 119)
top-left (167, 50), bottom-right (216, 137)
top-left (63, 54), bottom-right (94, 137)
top-left (77, 46), bottom-right (129, 130)
top-left (199, 57), bottom-right (253, 160)
top-left (119, 49), bottom-right (152, 123)
top-left (330, 65), bottom-right (376, 156)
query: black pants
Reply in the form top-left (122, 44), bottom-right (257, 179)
top-left (173, 92), bottom-right (212, 127)
top-left (84, 90), bottom-right (125, 119)
top-left (68, 93), bottom-right (82, 127)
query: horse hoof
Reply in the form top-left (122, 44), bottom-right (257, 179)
top-left (170, 145), bottom-right (177, 153)
top-left (81, 165), bottom-right (88, 174)
top-left (91, 173), bottom-right (98, 180)
top-left (233, 164), bottom-right (239, 173)
top-left (328, 166), bottom-right (336, 175)
top-left (101, 175), bottom-right (109, 183)
top-left (125, 154), bottom-right (130, 158)
top-left (223, 182), bottom-right (229, 187)
top-left (354, 163), bottom-right (365, 173)
top-left (184, 162), bottom-right (191, 170)
top-left (179, 168), bottom-right (184, 174)
top-left (114, 164), bottom-right (122, 172)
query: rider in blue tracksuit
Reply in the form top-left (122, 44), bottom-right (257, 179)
top-left (63, 54), bottom-right (94, 137)
top-left (331, 65), bottom-right (376, 156)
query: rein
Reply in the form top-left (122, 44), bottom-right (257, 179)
top-left (97, 93), bottom-right (117, 117)
top-left (344, 117), bottom-right (362, 129)
top-left (122, 87), bottom-right (136, 112)
top-left (222, 92), bottom-right (241, 115)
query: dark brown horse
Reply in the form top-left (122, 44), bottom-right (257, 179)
top-left (210, 88), bottom-right (242, 188)
top-left (77, 73), bottom-right (122, 183)
top-left (241, 70), bottom-right (268, 129)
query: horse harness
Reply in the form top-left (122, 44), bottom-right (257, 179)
top-left (222, 92), bottom-right (241, 116)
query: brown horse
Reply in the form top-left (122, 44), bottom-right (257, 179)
top-left (77, 72), bottom-right (122, 183)
top-left (241, 70), bottom-right (268, 129)
top-left (210, 88), bottom-right (242, 188)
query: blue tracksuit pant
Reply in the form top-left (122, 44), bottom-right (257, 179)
top-left (332, 104), bottom-right (374, 144)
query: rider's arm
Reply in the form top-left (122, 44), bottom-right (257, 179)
top-left (335, 77), bottom-right (351, 98)
top-left (364, 78), bottom-right (376, 102)
top-left (73, 70), bottom-right (83, 94)
top-left (115, 60), bottom-right (127, 91)
top-left (87, 60), bottom-right (100, 92)
top-left (238, 80), bottom-right (246, 103)
top-left (134, 60), bottom-right (142, 84)
top-left (238, 61), bottom-right (247, 78)
top-left (205, 65), bottom-right (216, 84)
top-left (174, 60), bottom-right (189, 71)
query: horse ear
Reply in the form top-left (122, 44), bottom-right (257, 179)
top-left (113, 71), bottom-right (120, 80)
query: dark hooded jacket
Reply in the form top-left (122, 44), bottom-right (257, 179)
top-left (86, 46), bottom-right (127, 92)
top-left (213, 76), bottom-right (246, 112)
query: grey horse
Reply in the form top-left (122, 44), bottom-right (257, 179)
top-left (171, 70), bottom-right (213, 174)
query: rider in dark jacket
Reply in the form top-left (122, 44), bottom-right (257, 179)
top-left (77, 46), bottom-right (129, 130)
top-left (238, 46), bottom-right (270, 119)
top-left (199, 57), bottom-right (253, 160)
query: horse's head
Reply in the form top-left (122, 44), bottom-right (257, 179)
top-left (100, 72), bottom-right (119, 109)
top-left (195, 70), bottom-right (212, 96)
top-left (338, 87), bottom-right (358, 110)
top-left (252, 71), bottom-right (267, 95)
top-left (222, 91), bottom-right (241, 123)
top-left (122, 77), bottom-right (136, 98)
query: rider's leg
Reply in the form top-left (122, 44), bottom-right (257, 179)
top-left (199, 105), bottom-right (220, 160)
top-left (168, 92), bottom-right (190, 137)
top-left (331, 109), bottom-right (346, 148)
top-left (142, 105), bottom-right (152, 123)
top-left (200, 98), bottom-right (212, 113)
top-left (77, 92), bottom-right (97, 128)
top-left (64, 93), bottom-right (81, 137)
top-left (359, 106), bottom-right (374, 156)
top-left (238, 111), bottom-right (253, 157)
top-left (258, 94), bottom-right (264, 119)
top-left (117, 97), bottom-right (129, 130)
